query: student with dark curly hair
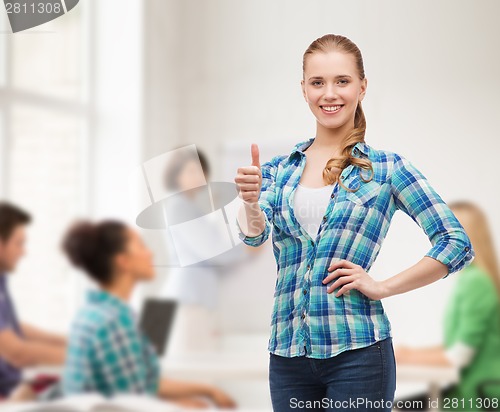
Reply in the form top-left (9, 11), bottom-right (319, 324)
top-left (61, 219), bottom-right (236, 409)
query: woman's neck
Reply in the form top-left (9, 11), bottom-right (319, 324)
top-left (103, 273), bottom-right (136, 302)
top-left (312, 118), bottom-right (355, 155)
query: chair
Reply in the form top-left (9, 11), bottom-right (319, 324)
top-left (477, 380), bottom-right (500, 411)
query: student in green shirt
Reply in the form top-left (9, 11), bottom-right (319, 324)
top-left (395, 201), bottom-right (500, 411)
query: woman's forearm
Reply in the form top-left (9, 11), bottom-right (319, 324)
top-left (381, 256), bottom-right (449, 298)
top-left (237, 202), bottom-right (265, 237)
top-left (21, 323), bottom-right (67, 346)
top-left (416, 347), bottom-right (451, 366)
top-left (401, 346), bottom-right (451, 367)
top-left (158, 378), bottom-right (212, 399)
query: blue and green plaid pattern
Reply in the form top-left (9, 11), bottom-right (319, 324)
top-left (62, 289), bottom-right (160, 396)
top-left (236, 137), bottom-right (474, 359)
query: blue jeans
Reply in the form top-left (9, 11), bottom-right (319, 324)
top-left (269, 337), bottom-right (396, 411)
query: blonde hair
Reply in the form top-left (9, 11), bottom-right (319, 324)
top-left (302, 34), bottom-right (373, 192)
top-left (448, 201), bottom-right (500, 297)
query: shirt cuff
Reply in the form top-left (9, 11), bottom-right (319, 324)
top-left (444, 341), bottom-right (476, 369)
top-left (235, 212), bottom-right (271, 247)
top-left (425, 241), bottom-right (474, 278)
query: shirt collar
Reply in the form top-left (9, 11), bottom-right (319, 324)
top-left (86, 288), bottom-right (130, 312)
top-left (288, 137), bottom-right (369, 161)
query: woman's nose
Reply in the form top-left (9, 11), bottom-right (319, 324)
top-left (324, 84), bottom-right (338, 99)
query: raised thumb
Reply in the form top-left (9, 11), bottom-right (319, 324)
top-left (251, 143), bottom-right (260, 169)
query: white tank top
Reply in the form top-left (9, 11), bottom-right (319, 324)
top-left (293, 183), bottom-right (335, 240)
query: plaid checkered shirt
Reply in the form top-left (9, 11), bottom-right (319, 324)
top-left (62, 289), bottom-right (160, 396)
top-left (236, 137), bottom-right (474, 359)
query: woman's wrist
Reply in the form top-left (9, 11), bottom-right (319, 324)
top-left (200, 383), bottom-right (216, 398)
top-left (378, 280), bottom-right (392, 299)
top-left (238, 202), bottom-right (265, 237)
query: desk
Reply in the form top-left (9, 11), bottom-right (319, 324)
top-left (162, 352), bottom-right (269, 380)
top-left (396, 365), bottom-right (459, 411)
top-left (24, 353), bottom-right (459, 411)
top-left (22, 366), bottom-right (62, 381)
top-left (162, 352), bottom-right (459, 411)
top-left (162, 352), bottom-right (458, 380)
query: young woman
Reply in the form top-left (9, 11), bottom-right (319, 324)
top-left (395, 201), bottom-right (500, 412)
top-left (61, 220), bottom-right (236, 409)
top-left (234, 34), bottom-right (475, 411)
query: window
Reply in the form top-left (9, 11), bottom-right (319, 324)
top-left (0, 5), bottom-right (91, 332)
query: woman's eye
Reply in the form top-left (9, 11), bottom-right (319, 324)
top-left (311, 80), bottom-right (348, 86)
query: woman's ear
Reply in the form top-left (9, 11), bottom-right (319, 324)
top-left (359, 77), bottom-right (368, 102)
top-left (113, 252), bottom-right (129, 273)
top-left (301, 79), bottom-right (308, 103)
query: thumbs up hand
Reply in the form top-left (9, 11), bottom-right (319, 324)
top-left (234, 144), bottom-right (263, 205)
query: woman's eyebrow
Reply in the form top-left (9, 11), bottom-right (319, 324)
top-left (308, 75), bottom-right (352, 80)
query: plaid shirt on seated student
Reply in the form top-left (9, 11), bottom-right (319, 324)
top-left (62, 289), bottom-right (159, 396)
top-left (60, 220), bottom-right (237, 408)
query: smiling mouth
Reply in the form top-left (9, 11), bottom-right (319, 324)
top-left (320, 105), bottom-right (344, 113)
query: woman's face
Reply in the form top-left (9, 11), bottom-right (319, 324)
top-left (301, 51), bottom-right (367, 131)
top-left (119, 228), bottom-right (155, 281)
top-left (177, 159), bottom-right (207, 192)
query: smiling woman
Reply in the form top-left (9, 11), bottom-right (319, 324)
top-left (234, 33), bottom-right (475, 412)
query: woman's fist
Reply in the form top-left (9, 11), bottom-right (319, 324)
top-left (234, 143), bottom-right (262, 205)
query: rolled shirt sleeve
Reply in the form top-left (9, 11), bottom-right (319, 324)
top-left (236, 155), bottom-right (278, 247)
top-left (390, 153), bottom-right (474, 277)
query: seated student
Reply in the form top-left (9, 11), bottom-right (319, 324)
top-left (61, 219), bottom-right (237, 409)
top-left (394, 201), bottom-right (500, 411)
top-left (0, 202), bottom-right (66, 399)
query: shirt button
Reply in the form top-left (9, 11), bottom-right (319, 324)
top-left (330, 193), bottom-right (335, 199)
top-left (322, 216), bottom-right (327, 222)
top-left (301, 313), bottom-right (306, 319)
top-left (303, 289), bottom-right (307, 295)
top-left (307, 265), bottom-right (311, 270)
top-left (465, 246), bottom-right (470, 251)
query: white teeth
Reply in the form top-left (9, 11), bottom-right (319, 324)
top-left (321, 105), bottom-right (342, 112)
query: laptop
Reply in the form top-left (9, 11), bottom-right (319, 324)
top-left (139, 298), bottom-right (178, 356)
